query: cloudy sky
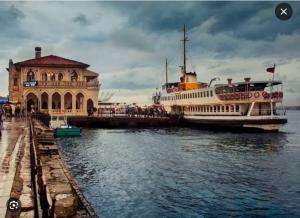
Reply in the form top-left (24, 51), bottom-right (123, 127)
top-left (0, 1), bottom-right (300, 105)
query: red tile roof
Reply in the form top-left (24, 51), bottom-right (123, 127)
top-left (14, 55), bottom-right (90, 68)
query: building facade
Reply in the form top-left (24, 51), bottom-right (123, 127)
top-left (8, 47), bottom-right (100, 116)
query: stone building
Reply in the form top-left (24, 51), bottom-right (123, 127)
top-left (8, 47), bottom-right (100, 116)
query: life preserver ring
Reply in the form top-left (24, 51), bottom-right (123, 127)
top-left (254, 92), bottom-right (260, 98)
top-left (262, 91), bottom-right (269, 98)
top-left (247, 92), bottom-right (253, 98)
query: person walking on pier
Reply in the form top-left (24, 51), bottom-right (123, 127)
top-left (0, 109), bottom-right (3, 128)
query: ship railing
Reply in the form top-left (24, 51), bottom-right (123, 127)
top-left (250, 108), bottom-right (286, 116)
top-left (218, 91), bottom-right (283, 101)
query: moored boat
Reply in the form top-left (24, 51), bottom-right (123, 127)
top-left (154, 25), bottom-right (287, 132)
top-left (50, 115), bottom-right (81, 137)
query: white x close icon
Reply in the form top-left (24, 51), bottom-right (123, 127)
top-left (281, 8), bottom-right (288, 15)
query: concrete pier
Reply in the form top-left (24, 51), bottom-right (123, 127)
top-left (33, 112), bottom-right (181, 128)
top-left (31, 118), bottom-right (97, 217)
top-left (0, 118), bottom-right (33, 217)
top-left (0, 118), bottom-right (97, 217)
top-left (69, 116), bottom-right (177, 128)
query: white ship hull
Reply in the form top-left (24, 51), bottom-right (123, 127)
top-left (183, 115), bottom-right (287, 132)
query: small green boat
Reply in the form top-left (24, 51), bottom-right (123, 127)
top-left (54, 126), bottom-right (81, 137)
top-left (50, 116), bottom-right (81, 137)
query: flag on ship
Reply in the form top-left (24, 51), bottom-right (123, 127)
top-left (266, 65), bottom-right (275, 73)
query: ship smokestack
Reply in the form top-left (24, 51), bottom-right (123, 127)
top-left (244, 77), bottom-right (251, 83)
top-left (35, 47), bottom-right (41, 58)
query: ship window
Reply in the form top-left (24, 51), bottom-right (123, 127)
top-left (231, 105), bottom-right (234, 112)
top-left (203, 92), bottom-right (206, 97)
top-left (236, 105), bottom-right (239, 112)
top-left (211, 90), bottom-right (213, 96)
top-left (217, 106), bottom-right (220, 112)
top-left (226, 106), bottom-right (229, 112)
top-left (200, 92), bottom-right (202, 98)
top-left (214, 106), bottom-right (216, 112)
top-left (222, 106), bottom-right (225, 112)
top-left (207, 91), bottom-right (209, 97)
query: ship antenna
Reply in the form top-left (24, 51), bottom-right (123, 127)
top-left (165, 58), bottom-right (168, 85)
top-left (181, 24), bottom-right (188, 75)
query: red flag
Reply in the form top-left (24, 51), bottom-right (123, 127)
top-left (266, 67), bottom-right (275, 73)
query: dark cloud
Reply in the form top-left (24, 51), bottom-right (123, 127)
top-left (0, 1), bottom-right (299, 105)
top-left (0, 4), bottom-right (25, 23)
top-left (110, 28), bottom-right (154, 52)
top-left (106, 2), bottom-right (300, 41)
top-left (0, 4), bottom-right (27, 39)
top-left (72, 13), bottom-right (90, 26)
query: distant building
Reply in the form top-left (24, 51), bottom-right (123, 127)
top-left (8, 47), bottom-right (100, 116)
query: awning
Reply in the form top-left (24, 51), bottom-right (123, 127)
top-left (0, 98), bottom-right (9, 104)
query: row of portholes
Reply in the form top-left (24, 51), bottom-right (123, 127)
top-left (26, 69), bottom-right (78, 82)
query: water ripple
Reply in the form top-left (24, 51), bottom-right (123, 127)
top-left (57, 111), bottom-right (300, 218)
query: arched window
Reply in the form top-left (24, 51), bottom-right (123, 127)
top-left (71, 70), bottom-right (78, 81)
top-left (42, 73), bottom-right (47, 81)
top-left (26, 69), bottom-right (35, 81)
top-left (58, 73), bottom-right (63, 81)
top-left (50, 73), bottom-right (55, 81)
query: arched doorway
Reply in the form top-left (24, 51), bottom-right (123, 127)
top-left (64, 92), bottom-right (72, 110)
top-left (52, 92), bottom-right (61, 110)
top-left (41, 92), bottom-right (48, 110)
top-left (87, 99), bottom-right (94, 115)
top-left (26, 93), bottom-right (39, 112)
top-left (76, 93), bottom-right (84, 111)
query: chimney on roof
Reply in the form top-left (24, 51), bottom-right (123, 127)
top-left (227, 78), bottom-right (232, 86)
top-left (35, 47), bottom-right (41, 58)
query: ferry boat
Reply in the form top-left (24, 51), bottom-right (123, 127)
top-left (154, 26), bottom-right (287, 132)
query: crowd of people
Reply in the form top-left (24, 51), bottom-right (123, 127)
top-left (96, 105), bottom-right (168, 117)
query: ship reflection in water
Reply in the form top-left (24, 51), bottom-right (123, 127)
top-left (57, 111), bottom-right (300, 218)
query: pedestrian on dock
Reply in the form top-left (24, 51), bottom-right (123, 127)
top-left (0, 110), bottom-right (3, 128)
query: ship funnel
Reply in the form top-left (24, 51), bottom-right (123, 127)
top-left (227, 78), bottom-right (232, 85)
top-left (244, 77), bottom-right (251, 83)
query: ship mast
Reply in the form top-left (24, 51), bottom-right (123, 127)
top-left (182, 24), bottom-right (188, 75)
top-left (165, 58), bottom-right (168, 85)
